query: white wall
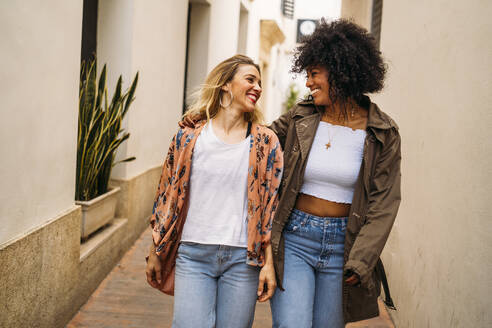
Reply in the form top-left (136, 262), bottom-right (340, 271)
top-left (207, 0), bottom-right (241, 70)
top-left (97, 0), bottom-right (134, 178)
top-left (373, 1), bottom-right (492, 326)
top-left (186, 3), bottom-right (211, 103)
top-left (0, 1), bottom-right (82, 244)
top-left (237, 3), bottom-right (249, 54)
top-left (244, 0), bottom-right (260, 61)
top-left (248, 0), bottom-right (289, 123)
top-left (98, 0), bottom-right (189, 180)
top-left (296, 0), bottom-right (341, 20)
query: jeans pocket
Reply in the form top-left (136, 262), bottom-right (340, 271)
top-left (284, 216), bottom-right (306, 233)
top-left (177, 241), bottom-right (200, 257)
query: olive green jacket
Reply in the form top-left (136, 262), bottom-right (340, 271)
top-left (269, 97), bottom-right (401, 323)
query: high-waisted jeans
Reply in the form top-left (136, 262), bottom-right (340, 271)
top-left (173, 242), bottom-right (260, 328)
top-left (270, 209), bottom-right (347, 328)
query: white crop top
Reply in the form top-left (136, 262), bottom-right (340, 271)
top-left (300, 121), bottom-right (366, 204)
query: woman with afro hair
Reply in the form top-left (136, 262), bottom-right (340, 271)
top-left (268, 19), bottom-right (401, 327)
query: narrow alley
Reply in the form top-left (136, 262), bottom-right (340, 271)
top-left (67, 229), bottom-right (394, 328)
top-left (2, 1), bottom-right (490, 327)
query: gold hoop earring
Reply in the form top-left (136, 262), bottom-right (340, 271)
top-left (219, 90), bottom-right (234, 108)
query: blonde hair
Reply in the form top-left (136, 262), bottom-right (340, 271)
top-left (185, 54), bottom-right (264, 124)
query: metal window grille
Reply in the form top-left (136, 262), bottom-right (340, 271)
top-left (282, 0), bottom-right (294, 19)
top-left (371, 0), bottom-right (383, 49)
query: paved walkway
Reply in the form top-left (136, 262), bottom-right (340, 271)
top-left (68, 229), bottom-right (394, 328)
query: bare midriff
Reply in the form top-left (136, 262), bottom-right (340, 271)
top-left (295, 193), bottom-right (350, 218)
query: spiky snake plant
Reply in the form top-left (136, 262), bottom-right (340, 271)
top-left (76, 60), bottom-right (138, 201)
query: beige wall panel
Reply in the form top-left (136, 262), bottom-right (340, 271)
top-left (373, 1), bottom-right (492, 327)
top-left (110, 165), bottom-right (162, 246)
top-left (0, 1), bottom-right (82, 244)
top-left (341, 0), bottom-right (372, 30)
top-left (0, 206), bottom-right (133, 328)
top-left (0, 207), bottom-right (81, 327)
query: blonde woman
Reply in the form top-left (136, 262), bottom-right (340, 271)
top-left (145, 55), bottom-right (283, 328)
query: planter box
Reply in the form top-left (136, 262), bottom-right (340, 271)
top-left (76, 187), bottom-right (121, 239)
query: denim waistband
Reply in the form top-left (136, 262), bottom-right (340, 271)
top-left (290, 208), bottom-right (347, 227)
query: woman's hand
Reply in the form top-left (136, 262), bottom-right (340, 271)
top-left (145, 244), bottom-right (162, 289)
top-left (257, 263), bottom-right (277, 302)
top-left (345, 272), bottom-right (360, 286)
top-left (178, 113), bottom-right (202, 129)
top-left (257, 244), bottom-right (276, 302)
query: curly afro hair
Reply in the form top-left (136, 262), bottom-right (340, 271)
top-left (293, 18), bottom-right (386, 105)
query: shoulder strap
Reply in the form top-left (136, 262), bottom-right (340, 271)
top-left (246, 121), bottom-right (252, 138)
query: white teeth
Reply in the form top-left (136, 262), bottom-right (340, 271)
top-left (311, 89), bottom-right (320, 95)
top-left (247, 94), bottom-right (257, 102)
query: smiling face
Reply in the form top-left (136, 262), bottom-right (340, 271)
top-left (223, 64), bottom-right (262, 112)
top-left (306, 65), bottom-right (331, 106)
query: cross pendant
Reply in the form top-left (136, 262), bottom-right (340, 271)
top-left (325, 142), bottom-right (331, 149)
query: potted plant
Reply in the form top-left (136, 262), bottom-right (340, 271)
top-left (75, 59), bottom-right (138, 239)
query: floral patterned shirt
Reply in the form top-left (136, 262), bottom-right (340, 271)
top-left (149, 122), bottom-right (283, 293)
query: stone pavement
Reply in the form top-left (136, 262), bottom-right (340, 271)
top-left (68, 229), bottom-right (394, 328)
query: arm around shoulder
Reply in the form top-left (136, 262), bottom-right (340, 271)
top-left (268, 109), bottom-right (292, 149)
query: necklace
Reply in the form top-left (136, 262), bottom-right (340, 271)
top-left (325, 124), bottom-right (339, 150)
top-left (323, 104), bottom-right (358, 149)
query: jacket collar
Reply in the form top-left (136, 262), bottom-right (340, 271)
top-left (296, 97), bottom-right (398, 144)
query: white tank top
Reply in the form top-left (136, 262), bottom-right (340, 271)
top-left (181, 120), bottom-right (250, 247)
top-left (300, 121), bottom-right (366, 204)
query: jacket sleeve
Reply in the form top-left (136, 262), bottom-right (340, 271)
top-left (261, 135), bottom-right (284, 249)
top-left (268, 109), bottom-right (292, 149)
top-left (344, 129), bottom-right (401, 290)
top-left (150, 134), bottom-right (176, 249)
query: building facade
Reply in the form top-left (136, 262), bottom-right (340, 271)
top-left (0, 1), bottom-right (296, 327)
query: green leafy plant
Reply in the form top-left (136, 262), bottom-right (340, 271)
top-left (76, 60), bottom-right (139, 201)
top-left (284, 83), bottom-right (300, 113)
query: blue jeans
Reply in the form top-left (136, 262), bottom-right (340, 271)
top-left (173, 242), bottom-right (260, 328)
top-left (270, 209), bottom-right (347, 328)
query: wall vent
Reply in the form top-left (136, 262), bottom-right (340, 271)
top-left (282, 0), bottom-right (295, 19)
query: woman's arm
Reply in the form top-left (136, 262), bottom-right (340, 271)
top-left (257, 134), bottom-right (283, 301)
top-left (146, 133), bottom-right (177, 289)
top-left (344, 129), bottom-right (402, 290)
top-left (268, 109), bottom-right (292, 149)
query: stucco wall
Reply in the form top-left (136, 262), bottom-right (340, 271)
top-left (207, 0), bottom-right (241, 70)
top-left (371, 1), bottom-right (492, 327)
top-left (97, 0), bottom-right (189, 180)
top-left (0, 1), bottom-right (82, 245)
top-left (297, 0), bottom-right (341, 20)
top-left (186, 2), bottom-right (211, 103)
